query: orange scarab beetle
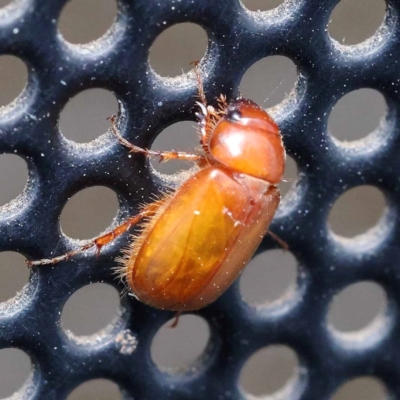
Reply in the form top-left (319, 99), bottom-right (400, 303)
top-left (28, 68), bottom-right (286, 311)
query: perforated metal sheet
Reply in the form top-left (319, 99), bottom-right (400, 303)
top-left (0, 0), bottom-right (399, 399)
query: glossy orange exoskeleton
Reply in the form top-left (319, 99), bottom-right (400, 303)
top-left (28, 67), bottom-right (286, 312)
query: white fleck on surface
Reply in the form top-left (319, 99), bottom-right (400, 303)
top-left (115, 329), bottom-right (138, 355)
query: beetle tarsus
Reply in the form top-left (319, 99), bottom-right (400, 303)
top-left (96, 244), bottom-right (103, 258)
top-left (267, 230), bottom-right (289, 251)
top-left (169, 311), bottom-right (182, 328)
top-left (26, 202), bottom-right (161, 267)
top-left (191, 61), bottom-right (207, 106)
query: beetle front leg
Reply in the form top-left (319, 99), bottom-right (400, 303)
top-left (109, 115), bottom-right (205, 163)
top-left (26, 201), bottom-right (162, 267)
top-left (191, 62), bottom-right (228, 153)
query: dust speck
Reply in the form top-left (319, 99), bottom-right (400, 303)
top-left (115, 329), bottom-right (138, 355)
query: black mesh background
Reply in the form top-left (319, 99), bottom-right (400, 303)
top-left (0, 0), bottom-right (399, 399)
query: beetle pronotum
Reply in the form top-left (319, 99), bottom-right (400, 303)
top-left (28, 65), bottom-right (286, 312)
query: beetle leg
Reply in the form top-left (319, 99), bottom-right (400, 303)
top-left (191, 62), bottom-right (213, 153)
top-left (191, 63), bottom-right (228, 154)
top-left (169, 311), bottom-right (182, 328)
top-left (267, 230), bottom-right (289, 251)
top-left (109, 115), bottom-right (205, 163)
top-left (191, 60), bottom-right (207, 106)
top-left (26, 202), bottom-right (161, 267)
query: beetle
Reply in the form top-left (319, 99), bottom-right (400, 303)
top-left (27, 66), bottom-right (286, 312)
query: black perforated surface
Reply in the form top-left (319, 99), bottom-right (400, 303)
top-left (0, 0), bottom-right (399, 399)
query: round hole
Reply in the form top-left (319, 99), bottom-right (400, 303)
top-left (0, 252), bottom-right (29, 303)
top-left (0, 348), bottom-right (31, 398)
top-left (60, 186), bottom-right (119, 240)
top-left (328, 186), bottom-right (386, 238)
top-left (0, 0), bottom-right (12, 8)
top-left (59, 89), bottom-right (118, 143)
top-left (332, 377), bottom-right (387, 400)
top-left (0, 154), bottom-right (28, 207)
top-left (149, 23), bottom-right (208, 77)
top-left (241, 0), bottom-right (284, 12)
top-left (58, 0), bottom-right (118, 45)
top-left (239, 56), bottom-right (297, 109)
top-left (280, 155), bottom-right (297, 198)
top-left (328, 281), bottom-right (386, 333)
top-left (0, 55), bottom-right (27, 108)
top-left (240, 250), bottom-right (297, 306)
top-left (68, 379), bottom-right (121, 400)
top-left (61, 283), bottom-right (120, 337)
top-left (328, 0), bottom-right (387, 45)
top-left (150, 121), bottom-right (199, 175)
top-left (240, 345), bottom-right (299, 397)
top-left (151, 314), bottom-right (210, 371)
top-left (328, 89), bottom-right (387, 143)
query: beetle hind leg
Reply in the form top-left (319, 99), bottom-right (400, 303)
top-left (26, 202), bottom-right (162, 267)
